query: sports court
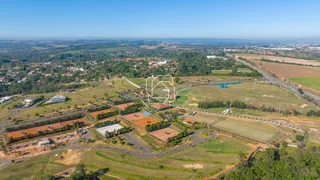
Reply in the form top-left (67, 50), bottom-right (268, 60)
top-left (115, 102), bottom-right (135, 111)
top-left (149, 127), bottom-right (180, 142)
top-left (122, 112), bottom-right (159, 129)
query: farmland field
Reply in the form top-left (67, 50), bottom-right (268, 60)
top-left (256, 61), bottom-right (320, 78)
top-left (174, 82), bottom-right (318, 112)
top-left (234, 54), bottom-right (320, 66)
top-left (289, 77), bottom-right (320, 91)
top-left (212, 119), bottom-right (279, 143)
top-left (0, 135), bottom-right (250, 179)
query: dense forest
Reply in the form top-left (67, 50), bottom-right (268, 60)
top-left (222, 147), bottom-right (320, 179)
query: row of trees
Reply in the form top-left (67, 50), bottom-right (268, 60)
top-left (105, 127), bottom-right (133, 138)
top-left (5, 113), bottom-right (84, 132)
top-left (88, 104), bottom-right (110, 112)
top-left (198, 100), bottom-right (255, 109)
top-left (306, 110), bottom-right (320, 117)
top-left (96, 110), bottom-right (118, 120)
top-left (122, 104), bottom-right (142, 115)
top-left (95, 119), bottom-right (120, 128)
top-left (198, 100), bottom-right (303, 116)
top-left (146, 121), bottom-right (170, 132)
top-left (168, 129), bottom-right (189, 145)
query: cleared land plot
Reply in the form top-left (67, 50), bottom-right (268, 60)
top-left (115, 102), bottom-right (135, 111)
top-left (6, 119), bottom-right (84, 139)
top-left (15, 80), bottom-right (129, 119)
top-left (95, 124), bottom-right (123, 136)
top-left (174, 82), bottom-right (318, 112)
top-left (149, 127), bottom-right (179, 142)
top-left (0, 135), bottom-right (251, 179)
top-left (123, 112), bottom-right (159, 129)
top-left (235, 54), bottom-right (320, 66)
top-left (212, 119), bottom-right (279, 143)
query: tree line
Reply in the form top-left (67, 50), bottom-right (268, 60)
top-left (146, 121), bottom-right (170, 132)
top-left (221, 147), bottom-right (320, 179)
top-left (88, 104), bottom-right (110, 112)
top-left (5, 113), bottom-right (84, 132)
top-left (198, 100), bottom-right (303, 116)
top-left (96, 110), bottom-right (118, 120)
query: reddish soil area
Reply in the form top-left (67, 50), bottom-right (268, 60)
top-left (89, 109), bottom-right (112, 118)
top-left (115, 102), bottom-right (135, 111)
top-left (149, 127), bottom-right (179, 142)
top-left (122, 112), bottom-right (159, 128)
top-left (6, 119), bottom-right (84, 139)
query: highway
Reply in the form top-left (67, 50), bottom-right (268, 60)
top-left (234, 58), bottom-right (320, 106)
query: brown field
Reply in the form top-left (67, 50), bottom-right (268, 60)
top-left (235, 54), bottom-right (320, 66)
top-left (6, 119), bottom-right (84, 139)
top-left (149, 127), bottom-right (179, 142)
top-left (255, 61), bottom-right (320, 78)
top-left (89, 109), bottom-right (112, 118)
top-left (122, 112), bottom-right (159, 129)
top-left (55, 149), bottom-right (82, 166)
top-left (114, 102), bottom-right (135, 111)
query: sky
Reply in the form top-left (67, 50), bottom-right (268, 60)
top-left (0, 0), bottom-right (320, 39)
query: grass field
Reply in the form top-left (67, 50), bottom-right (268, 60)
top-left (289, 77), bottom-right (320, 91)
top-left (174, 82), bottom-right (318, 112)
top-left (10, 80), bottom-right (130, 119)
top-left (0, 135), bottom-right (250, 180)
top-left (213, 119), bottom-right (279, 143)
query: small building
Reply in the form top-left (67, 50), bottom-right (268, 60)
top-left (150, 103), bottom-right (172, 111)
top-left (24, 98), bottom-right (36, 106)
top-left (50, 95), bottom-right (66, 103)
top-left (38, 138), bottom-right (51, 147)
top-left (207, 55), bottom-right (216, 59)
top-left (183, 119), bottom-right (196, 126)
top-left (0, 96), bottom-right (12, 103)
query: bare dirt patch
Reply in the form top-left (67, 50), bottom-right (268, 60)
top-left (79, 88), bottom-right (90, 92)
top-left (300, 104), bottom-right (309, 108)
top-left (55, 149), bottom-right (82, 166)
top-left (183, 163), bottom-right (204, 169)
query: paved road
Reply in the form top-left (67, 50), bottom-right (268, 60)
top-left (124, 133), bottom-right (153, 154)
top-left (0, 129), bottom-right (216, 169)
top-left (234, 58), bottom-right (320, 105)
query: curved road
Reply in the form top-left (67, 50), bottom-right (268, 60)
top-left (0, 130), bottom-right (215, 169)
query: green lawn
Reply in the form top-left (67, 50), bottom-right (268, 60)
top-left (213, 119), bottom-right (279, 143)
top-left (0, 136), bottom-right (250, 180)
top-left (173, 82), bottom-right (318, 112)
top-left (289, 77), bottom-right (320, 91)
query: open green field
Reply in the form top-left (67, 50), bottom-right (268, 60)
top-left (0, 136), bottom-right (250, 180)
top-left (289, 77), bottom-right (320, 91)
top-left (1, 80), bottom-right (132, 121)
top-left (174, 82), bottom-right (318, 112)
top-left (213, 119), bottom-right (279, 143)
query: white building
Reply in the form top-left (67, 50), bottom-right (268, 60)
top-left (38, 138), bottom-right (51, 147)
top-left (47, 95), bottom-right (66, 104)
top-left (0, 96), bottom-right (12, 104)
top-left (207, 55), bottom-right (216, 59)
top-left (24, 98), bottom-right (36, 106)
